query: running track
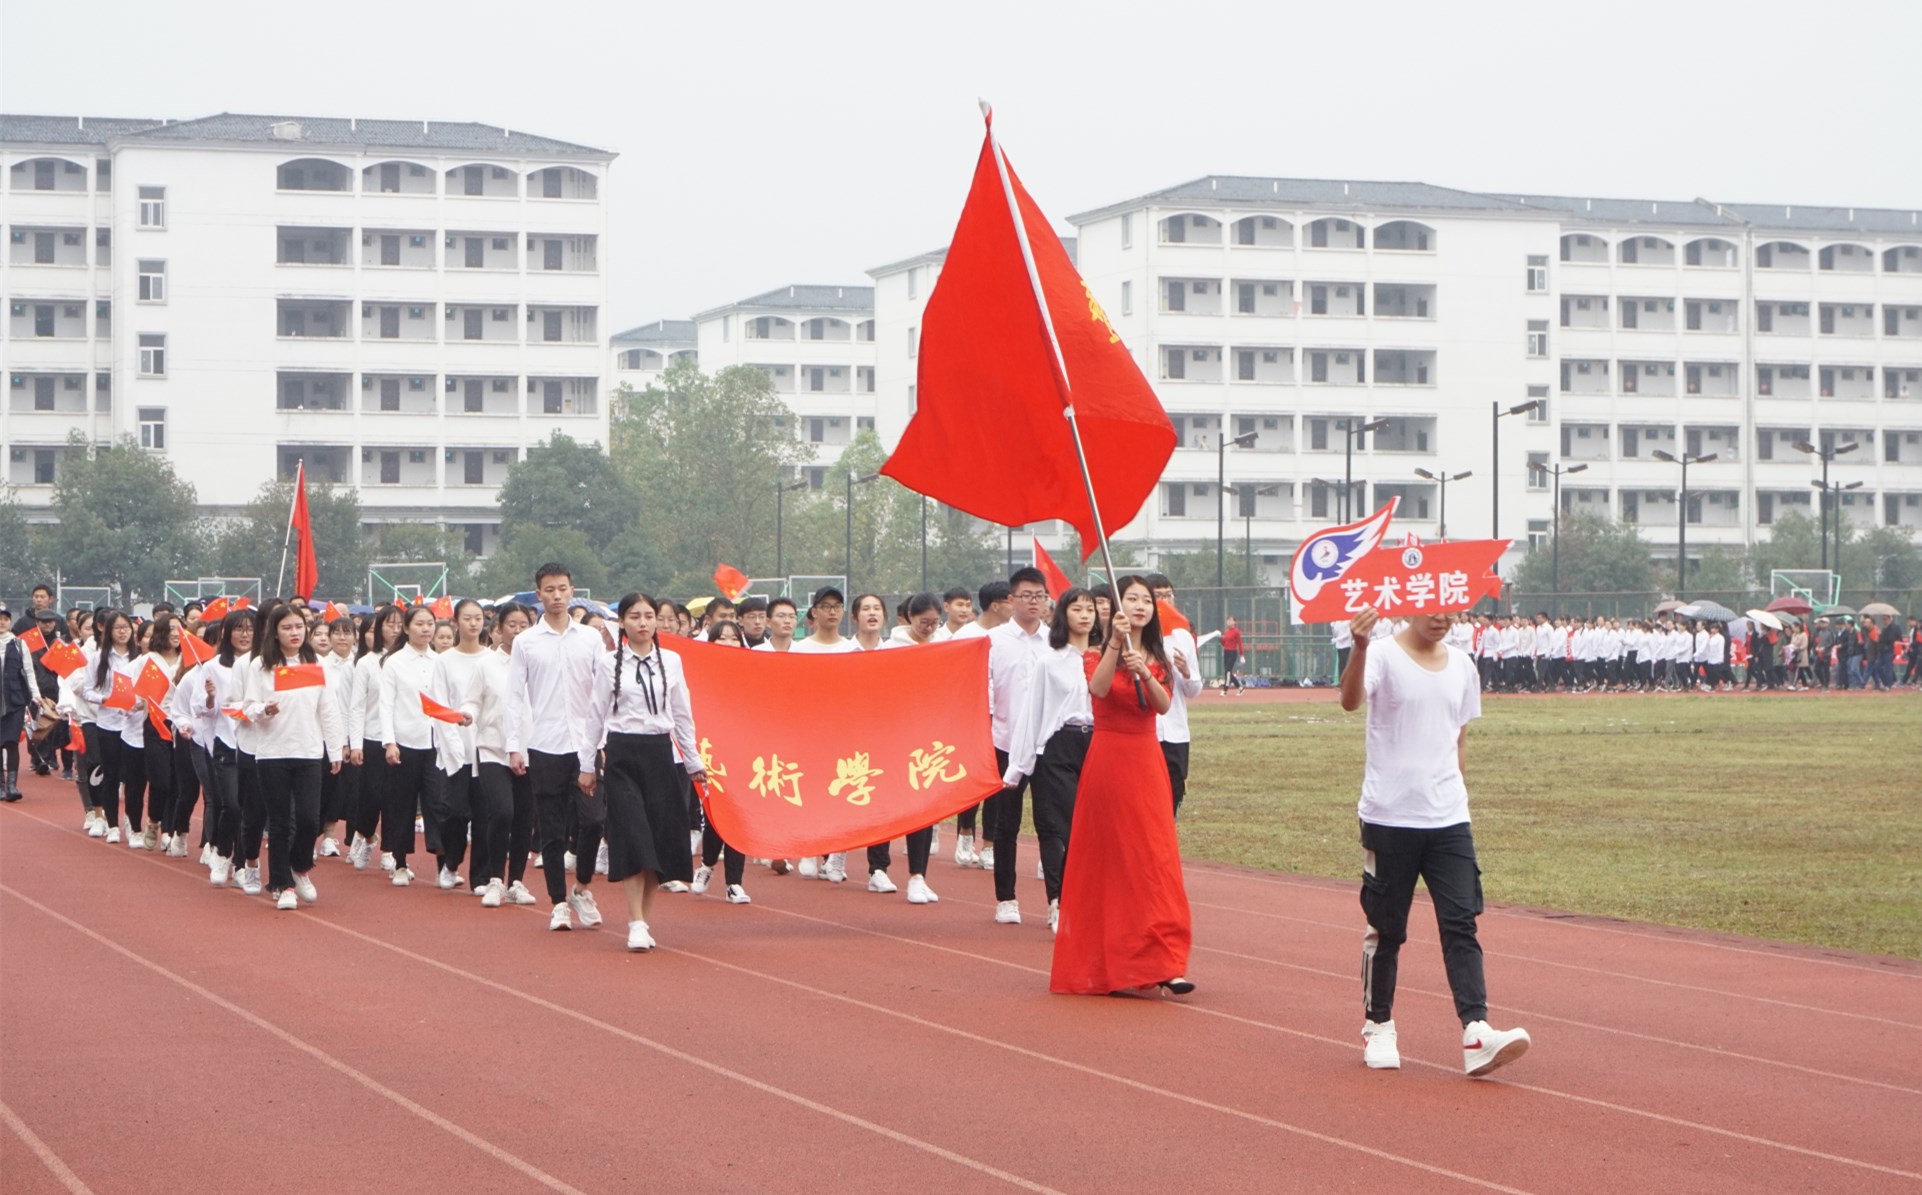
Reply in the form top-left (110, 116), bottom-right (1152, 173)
top-left (3, 770), bottom-right (1918, 1194)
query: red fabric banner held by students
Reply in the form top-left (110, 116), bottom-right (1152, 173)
top-left (672, 637), bottom-right (999, 859)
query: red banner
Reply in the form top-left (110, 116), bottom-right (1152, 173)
top-left (1290, 501), bottom-right (1508, 623)
top-left (672, 636), bottom-right (1000, 859)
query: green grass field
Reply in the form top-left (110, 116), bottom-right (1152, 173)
top-left (1182, 693), bottom-right (1922, 959)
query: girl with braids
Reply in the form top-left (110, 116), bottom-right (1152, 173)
top-left (378, 604), bottom-right (442, 888)
top-left (78, 610), bottom-right (138, 844)
top-left (346, 604), bottom-right (402, 871)
top-left (432, 599), bottom-right (513, 904)
top-left (586, 592), bottom-right (705, 952)
top-left (237, 603), bottom-right (345, 911)
top-left (202, 609), bottom-right (259, 889)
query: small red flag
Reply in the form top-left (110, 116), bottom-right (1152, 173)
top-left (42, 639), bottom-right (87, 677)
top-left (320, 602), bottom-right (343, 622)
top-left (291, 461), bottom-right (319, 600)
top-left (273, 663), bottom-right (327, 691)
top-left (147, 703), bottom-right (175, 743)
top-left (713, 564), bottom-right (751, 602)
top-left (179, 633), bottom-right (216, 667)
top-left (221, 705), bottom-right (250, 724)
top-left (19, 625), bottom-right (46, 654)
top-left (234, 597), bottom-right (252, 611)
top-left (430, 596), bottom-right (454, 620)
top-left (101, 672), bottom-right (137, 711)
top-left (1158, 600), bottom-right (1192, 637)
top-left (133, 657), bottom-right (172, 705)
top-left (201, 597), bottom-right (230, 622)
top-left (419, 693), bottom-right (465, 725)
top-left (70, 721), bottom-right (86, 753)
top-left (880, 113), bottom-right (1175, 559)
top-left (1032, 538), bottom-right (1073, 601)
top-left (393, 592), bottom-right (410, 610)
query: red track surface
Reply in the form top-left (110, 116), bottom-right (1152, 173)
top-left (3, 770), bottom-right (1918, 1194)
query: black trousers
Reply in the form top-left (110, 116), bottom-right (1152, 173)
top-left (76, 722), bottom-right (104, 814)
top-left (508, 769), bottom-right (534, 884)
top-left (693, 773), bottom-right (748, 887)
top-left (990, 748), bottom-right (1034, 902)
top-left (1161, 739), bottom-right (1190, 817)
top-left (258, 756), bottom-right (322, 892)
top-left (353, 739), bottom-right (387, 841)
top-left (530, 749), bottom-right (602, 905)
top-left (451, 762), bottom-right (513, 886)
top-left (866, 829), bottom-right (933, 878)
top-left (382, 744), bottom-right (440, 867)
top-left (239, 751), bottom-right (266, 863)
top-left (144, 732), bottom-right (175, 832)
top-left (164, 733), bottom-right (200, 836)
top-left (119, 742), bottom-right (148, 831)
top-left (209, 741), bottom-right (242, 857)
top-left (1030, 725), bottom-right (1090, 904)
top-left (187, 742), bottom-right (215, 846)
top-left (321, 756), bottom-right (352, 828)
top-left (1359, 820), bottom-right (1488, 1026)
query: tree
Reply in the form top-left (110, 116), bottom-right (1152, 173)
top-left (496, 430), bottom-right (641, 551)
top-left (1689, 545), bottom-right (1751, 595)
top-left (208, 480), bottom-right (369, 601)
top-left (0, 488), bottom-right (49, 601)
top-left (1509, 511), bottom-right (1658, 595)
top-left (472, 525), bottom-right (610, 599)
top-left (1152, 542), bottom-right (1261, 591)
top-left (1750, 510), bottom-right (1922, 595)
top-left (45, 433), bottom-right (204, 603)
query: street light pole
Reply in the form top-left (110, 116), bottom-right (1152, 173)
top-left (1413, 467), bottom-right (1473, 540)
top-left (1528, 462), bottom-right (1586, 613)
top-left (775, 477), bottom-right (807, 579)
top-left (1216, 429), bottom-right (1258, 597)
top-left (1492, 399), bottom-right (1543, 540)
top-left (1339, 418), bottom-right (1389, 523)
top-left (1226, 483), bottom-right (1279, 587)
top-left (845, 470), bottom-right (878, 591)
top-left (1794, 438), bottom-right (1858, 574)
top-left (1652, 450), bottom-right (1717, 598)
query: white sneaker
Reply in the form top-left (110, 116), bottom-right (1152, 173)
top-left (210, 855), bottom-right (232, 886)
top-left (1463, 1021), bottom-right (1530, 1077)
top-left (994, 899), bottom-right (1022, 925)
top-left (660, 881), bottom-right (689, 893)
top-left (798, 856), bottom-right (820, 880)
top-left (953, 833), bottom-right (974, 867)
top-left (691, 865), bottom-right (713, 895)
top-left (1047, 900), bottom-right (1059, 935)
top-left (87, 814), bottom-right (107, 838)
top-left (129, 828), bottom-right (149, 850)
top-left (437, 866), bottom-right (461, 890)
top-left (380, 851), bottom-right (396, 872)
top-left (506, 880), bottom-right (538, 906)
top-left (200, 842), bottom-right (215, 866)
top-left (595, 841), bottom-right (610, 875)
top-left (167, 837), bottom-right (189, 858)
top-left (569, 887), bottom-right (602, 928)
top-left (349, 838), bottom-right (370, 870)
top-left (414, 815), bottom-right (425, 833)
top-left (906, 875), bottom-right (938, 904)
top-left (725, 884), bottom-right (752, 905)
top-left (979, 844), bottom-right (996, 871)
top-left (867, 870), bottom-right (898, 894)
top-left (293, 873), bottom-right (318, 904)
top-left (549, 904), bottom-right (573, 931)
top-left (1362, 1020), bottom-right (1400, 1069)
top-left (625, 920), bottom-right (655, 952)
top-left (563, 850), bottom-right (577, 872)
top-left (275, 890), bottom-right (298, 911)
top-left (391, 867), bottom-right (413, 887)
top-left (240, 866), bottom-right (263, 896)
top-left (929, 824), bottom-right (941, 855)
top-left (318, 836), bottom-right (341, 858)
top-left (106, 826), bottom-right (122, 845)
top-left (823, 853), bottom-right (848, 883)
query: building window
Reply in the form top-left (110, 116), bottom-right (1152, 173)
top-left (138, 259), bottom-right (166, 303)
top-left (721, 315), bottom-right (730, 342)
top-left (138, 186), bottom-right (165, 229)
top-left (907, 267), bottom-right (919, 300)
top-left (908, 326), bottom-right (918, 357)
top-left (1526, 255), bottom-right (1548, 292)
top-left (1527, 385), bottom-right (1549, 422)
top-left (1526, 320), bottom-right (1549, 358)
top-left (1121, 280), bottom-right (1133, 316)
top-left (138, 333), bottom-right (166, 377)
top-left (1163, 482), bottom-right (1186, 517)
top-left (138, 407), bottom-right (166, 450)
top-left (1121, 213), bottom-right (1133, 250)
top-left (1526, 451), bottom-right (1549, 489)
top-left (907, 384), bottom-right (916, 415)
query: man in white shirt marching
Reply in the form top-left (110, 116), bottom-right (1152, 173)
top-left (504, 563), bottom-right (608, 933)
top-left (986, 568), bottom-right (1053, 926)
top-left (1148, 574), bottom-right (1205, 815)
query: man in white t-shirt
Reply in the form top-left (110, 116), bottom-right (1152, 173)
top-left (1338, 604), bottom-right (1531, 1078)
top-left (749, 597), bottom-right (798, 653)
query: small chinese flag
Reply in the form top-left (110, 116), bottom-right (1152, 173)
top-left (273, 663), bottom-right (327, 691)
top-left (430, 596), bottom-right (454, 620)
top-left (1032, 538), bottom-right (1073, 601)
top-left (234, 597), bottom-right (252, 610)
top-left (134, 657), bottom-right (172, 705)
top-left (179, 632), bottom-right (216, 667)
top-left (221, 705), bottom-right (251, 724)
top-left (201, 597), bottom-right (230, 622)
top-left (147, 703), bottom-right (175, 743)
top-left (1158, 600), bottom-right (1192, 637)
top-left (419, 693), bottom-right (465, 725)
top-left (19, 625), bottom-right (46, 653)
top-left (713, 564), bottom-right (751, 602)
top-left (394, 592), bottom-right (410, 610)
top-left (42, 639), bottom-right (87, 677)
top-left (320, 602), bottom-right (343, 622)
top-left (70, 721), bottom-right (86, 753)
top-left (101, 672), bottom-right (137, 711)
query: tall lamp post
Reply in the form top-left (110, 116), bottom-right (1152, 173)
top-left (1528, 461), bottom-right (1587, 612)
top-left (1413, 467), bottom-right (1472, 540)
top-left (1651, 449), bottom-right (1717, 598)
top-left (1339, 417), bottom-right (1389, 522)
top-left (844, 470), bottom-right (879, 590)
top-left (1226, 483), bottom-right (1281, 586)
top-left (1492, 399), bottom-right (1543, 539)
top-left (774, 476), bottom-right (809, 580)
top-left (1793, 438), bottom-right (1859, 572)
top-left (1216, 429), bottom-right (1259, 601)
top-left (1811, 478), bottom-right (1865, 574)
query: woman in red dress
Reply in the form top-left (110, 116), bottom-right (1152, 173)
top-left (1050, 575), bottom-right (1195, 996)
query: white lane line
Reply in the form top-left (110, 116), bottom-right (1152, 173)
top-left (0, 1099), bottom-right (95, 1195)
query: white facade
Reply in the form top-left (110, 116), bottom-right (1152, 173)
top-left (691, 284), bottom-right (876, 478)
top-left (610, 318), bottom-right (696, 402)
top-left (3, 113), bottom-right (614, 556)
top-left (866, 178), bottom-right (1922, 581)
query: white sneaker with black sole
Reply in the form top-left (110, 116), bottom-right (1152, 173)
top-left (1462, 1021), bottom-right (1530, 1077)
top-left (867, 870), bottom-right (898, 894)
top-left (1361, 1020), bottom-right (1400, 1069)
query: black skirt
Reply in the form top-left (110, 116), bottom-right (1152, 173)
top-left (601, 732), bottom-right (692, 884)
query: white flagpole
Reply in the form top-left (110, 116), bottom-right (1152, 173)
top-left (274, 461), bottom-right (302, 597)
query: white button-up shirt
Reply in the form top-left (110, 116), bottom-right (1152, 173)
top-left (586, 643), bottom-right (699, 767)
top-left (504, 617), bottom-right (605, 775)
top-left (379, 643), bottom-right (439, 751)
top-left (987, 619), bottom-right (1051, 753)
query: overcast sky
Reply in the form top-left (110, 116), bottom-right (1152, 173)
top-left (6, 0), bottom-right (1918, 328)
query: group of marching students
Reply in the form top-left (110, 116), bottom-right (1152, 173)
top-left (0, 566), bottom-right (1199, 996)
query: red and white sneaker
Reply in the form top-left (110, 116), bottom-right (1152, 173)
top-left (1462, 1020), bottom-right (1530, 1077)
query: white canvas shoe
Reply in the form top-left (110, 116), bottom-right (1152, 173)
top-left (690, 865), bottom-right (713, 895)
top-left (994, 899), bottom-right (1022, 925)
top-left (867, 870), bottom-right (898, 894)
top-left (905, 875), bottom-right (938, 904)
top-left (1362, 1020), bottom-right (1400, 1070)
top-left (1462, 1021), bottom-right (1530, 1077)
top-left (481, 878), bottom-right (504, 908)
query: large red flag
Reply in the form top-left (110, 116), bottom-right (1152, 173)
top-left (880, 113), bottom-right (1174, 559)
top-left (291, 462), bottom-right (319, 600)
top-left (674, 637), bottom-right (999, 859)
top-left (1032, 537), bottom-right (1072, 600)
top-left (101, 672), bottom-right (137, 711)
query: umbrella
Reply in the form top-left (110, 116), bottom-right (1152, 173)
top-left (1677, 600), bottom-right (1739, 622)
top-left (1859, 602), bottom-right (1899, 618)
top-left (1653, 599), bottom-right (1685, 614)
top-left (1765, 595), bottom-right (1812, 616)
top-left (1825, 605), bottom-right (1857, 618)
top-left (1746, 609), bottom-right (1784, 631)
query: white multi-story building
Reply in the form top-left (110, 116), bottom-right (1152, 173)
top-left (867, 177), bottom-right (1922, 581)
top-left (3, 112), bottom-right (613, 556)
top-left (692, 284), bottom-right (875, 480)
top-left (610, 318), bottom-right (696, 402)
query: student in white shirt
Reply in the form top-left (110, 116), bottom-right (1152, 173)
top-left (485, 604), bottom-right (541, 905)
top-left (586, 592), bottom-right (706, 952)
top-left (433, 600), bottom-right (511, 902)
top-left (346, 605), bottom-right (403, 871)
top-left (199, 611), bottom-right (258, 888)
top-left (1147, 575), bottom-right (1205, 818)
top-left (787, 588), bottom-right (858, 654)
top-left (949, 580), bottom-right (1010, 862)
top-left (379, 605), bottom-right (444, 888)
top-left (748, 597), bottom-right (798, 653)
top-left (238, 604), bottom-right (345, 911)
top-left (1001, 587), bottom-right (1099, 933)
top-left (863, 592), bottom-right (945, 904)
top-left (78, 610), bottom-right (139, 844)
top-left (1339, 603), bottom-right (1531, 1078)
top-left (984, 567), bottom-right (1054, 924)
top-left (315, 616), bottom-right (360, 859)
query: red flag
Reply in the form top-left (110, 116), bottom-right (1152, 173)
top-left (419, 693), bottom-right (465, 725)
top-left (147, 703), bottom-right (174, 743)
top-left (1032, 538), bottom-right (1072, 601)
top-left (201, 597), bottom-right (230, 622)
top-left (320, 602), bottom-right (344, 622)
top-left (41, 639), bottom-right (86, 677)
top-left (713, 564), bottom-right (751, 603)
top-left (220, 706), bottom-right (250, 724)
top-left (234, 597), bottom-right (252, 610)
top-left (675, 637), bottom-right (999, 859)
top-left (69, 721), bottom-right (86, 754)
top-left (179, 632), bottom-right (216, 667)
top-left (881, 114), bottom-right (1175, 559)
top-left (393, 592), bottom-right (410, 610)
top-left (101, 672), bottom-right (137, 711)
top-left (291, 461), bottom-right (319, 600)
top-left (133, 657), bottom-right (172, 705)
top-left (272, 663), bottom-right (327, 691)
top-left (430, 595), bottom-right (454, 620)
top-left (19, 625), bottom-right (46, 654)
top-left (1157, 601), bottom-right (1192, 637)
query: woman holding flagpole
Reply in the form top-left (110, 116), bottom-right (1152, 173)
top-left (1050, 576), bottom-right (1194, 997)
top-left (239, 604), bottom-right (344, 910)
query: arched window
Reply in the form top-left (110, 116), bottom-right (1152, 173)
top-left (1373, 221), bottom-right (1435, 252)
top-left (446, 163), bottom-right (519, 198)
top-left (529, 166), bottom-right (597, 200)
top-left (1305, 217), bottom-right (1365, 249)
top-left (1159, 213), bottom-right (1223, 245)
top-left (1618, 236), bottom-right (1674, 266)
top-left (1755, 241), bottom-right (1810, 269)
top-left (1684, 237), bottom-right (1737, 268)
top-left (362, 160), bottom-right (435, 194)
top-left (276, 158), bottom-right (351, 191)
top-left (1230, 215), bottom-right (1292, 247)
top-left (8, 156), bottom-right (88, 193)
